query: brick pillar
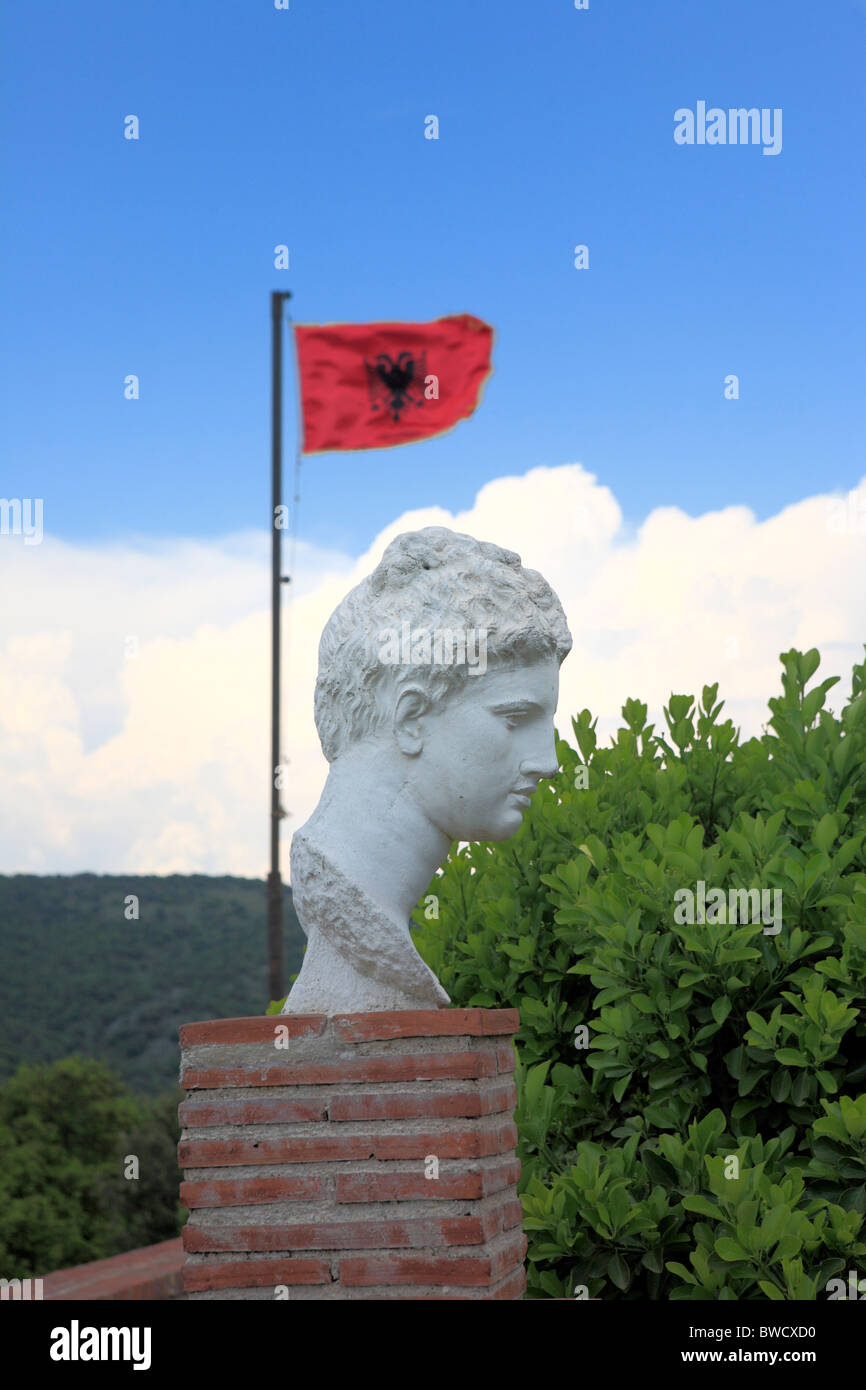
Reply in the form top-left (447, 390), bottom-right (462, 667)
top-left (178, 1008), bottom-right (525, 1299)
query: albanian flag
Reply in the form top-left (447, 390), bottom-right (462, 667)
top-left (293, 314), bottom-right (494, 454)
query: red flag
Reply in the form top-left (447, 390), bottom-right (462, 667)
top-left (293, 314), bottom-right (494, 454)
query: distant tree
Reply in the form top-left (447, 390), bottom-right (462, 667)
top-left (0, 1056), bottom-right (182, 1278)
top-left (103, 1086), bottom-right (185, 1250)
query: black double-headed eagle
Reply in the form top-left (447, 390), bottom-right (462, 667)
top-left (365, 350), bottom-right (427, 422)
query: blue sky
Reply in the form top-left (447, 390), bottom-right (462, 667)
top-left (2, 0), bottom-right (865, 558)
top-left (2, 0), bottom-right (866, 876)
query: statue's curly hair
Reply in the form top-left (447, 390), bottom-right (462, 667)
top-left (314, 526), bottom-right (572, 762)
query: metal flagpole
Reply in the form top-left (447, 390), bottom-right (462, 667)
top-left (267, 289), bottom-right (291, 1003)
top-left (285, 302), bottom-right (303, 653)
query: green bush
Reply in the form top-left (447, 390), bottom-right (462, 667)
top-left (413, 647), bottom-right (866, 1299)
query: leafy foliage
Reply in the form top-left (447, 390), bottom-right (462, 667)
top-left (0, 1057), bottom-right (184, 1278)
top-left (414, 648), bottom-right (866, 1298)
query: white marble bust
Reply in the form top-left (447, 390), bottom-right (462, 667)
top-left (282, 525), bottom-right (572, 1015)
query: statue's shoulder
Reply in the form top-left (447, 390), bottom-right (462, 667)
top-left (291, 827), bottom-right (343, 889)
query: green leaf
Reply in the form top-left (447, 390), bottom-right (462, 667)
top-left (813, 813), bottom-right (839, 855)
top-left (682, 1195), bottom-right (721, 1219)
top-left (758, 1280), bottom-right (785, 1300)
top-left (643, 1150), bottom-right (678, 1186)
top-left (770, 1069), bottom-right (792, 1102)
top-left (630, 993), bottom-right (656, 1013)
top-left (771, 1234), bottom-right (802, 1262)
top-left (775, 1048), bottom-right (809, 1067)
top-left (607, 1252), bottom-right (630, 1290)
top-left (715, 1237), bottom-right (750, 1262)
top-left (712, 997), bottom-right (732, 1026)
top-left (612, 1072), bottom-right (633, 1103)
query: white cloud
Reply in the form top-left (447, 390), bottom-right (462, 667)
top-left (1, 466), bottom-right (864, 876)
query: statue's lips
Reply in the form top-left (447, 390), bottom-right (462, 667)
top-left (509, 787), bottom-right (536, 807)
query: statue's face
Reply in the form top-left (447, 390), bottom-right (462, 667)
top-left (402, 654), bottom-right (561, 842)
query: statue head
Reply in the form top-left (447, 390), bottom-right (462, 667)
top-left (312, 525), bottom-right (572, 842)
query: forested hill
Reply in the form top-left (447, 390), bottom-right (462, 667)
top-left (0, 874), bottom-right (305, 1095)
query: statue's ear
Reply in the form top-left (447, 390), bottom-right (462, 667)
top-left (393, 684), bottom-right (429, 756)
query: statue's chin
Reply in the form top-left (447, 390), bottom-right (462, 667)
top-left (456, 808), bottom-right (526, 844)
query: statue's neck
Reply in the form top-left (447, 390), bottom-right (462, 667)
top-left (299, 753), bottom-right (450, 926)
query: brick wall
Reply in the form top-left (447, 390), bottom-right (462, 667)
top-left (41, 1238), bottom-right (185, 1301)
top-left (178, 1008), bottom-right (526, 1299)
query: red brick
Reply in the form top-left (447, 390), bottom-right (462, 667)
top-left (334, 1156), bottom-right (520, 1204)
top-left (181, 1049), bottom-right (498, 1091)
top-left (419, 1266), bottom-right (527, 1300)
top-left (335, 1169), bottom-right (482, 1203)
top-left (180, 1175), bottom-right (328, 1208)
top-left (491, 1265), bottom-right (527, 1298)
top-left (328, 1079), bottom-right (517, 1123)
top-left (440, 1196), bottom-right (522, 1245)
top-left (340, 1230), bottom-right (527, 1287)
top-left (179, 1097), bottom-right (327, 1127)
top-left (180, 1016), bottom-right (326, 1047)
top-left (371, 1120), bottom-right (518, 1161)
top-left (492, 1197), bottom-right (524, 1236)
top-left (47, 1268), bottom-right (183, 1301)
top-left (43, 1239), bottom-right (184, 1301)
top-left (178, 1120), bottom-right (518, 1169)
top-left (495, 1041), bottom-right (517, 1073)
top-left (183, 1200), bottom-right (517, 1254)
top-left (477, 1156), bottom-right (522, 1195)
top-left (178, 1135), bottom-right (373, 1167)
top-left (480, 1010), bottom-right (521, 1035)
top-left (184, 1258), bottom-right (331, 1292)
top-left (333, 1009), bottom-right (520, 1042)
